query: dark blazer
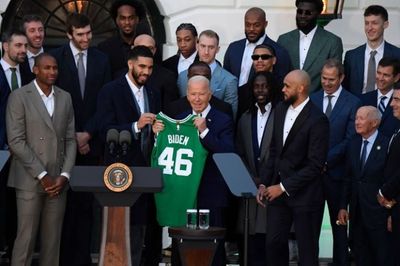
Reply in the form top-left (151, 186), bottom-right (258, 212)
top-left (0, 64), bottom-right (31, 149)
top-left (277, 26), bottom-right (343, 93)
top-left (262, 100), bottom-right (329, 206)
top-left (50, 44), bottom-right (111, 156)
top-left (341, 133), bottom-right (389, 228)
top-left (223, 35), bottom-right (291, 84)
top-left (162, 53), bottom-right (200, 79)
top-left (236, 107), bottom-right (274, 234)
top-left (381, 130), bottom-right (400, 201)
top-left (310, 88), bottom-right (361, 179)
top-left (360, 90), bottom-right (400, 138)
top-left (177, 107), bottom-right (234, 208)
top-left (343, 41), bottom-right (400, 95)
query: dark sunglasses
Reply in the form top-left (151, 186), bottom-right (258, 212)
top-left (296, 9), bottom-right (314, 16)
top-left (251, 54), bottom-right (274, 61)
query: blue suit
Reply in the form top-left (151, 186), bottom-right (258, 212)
top-left (223, 35), bottom-right (291, 85)
top-left (343, 41), bottom-right (400, 95)
top-left (360, 90), bottom-right (400, 138)
top-left (310, 88), bottom-right (361, 265)
top-left (177, 64), bottom-right (238, 116)
top-left (341, 133), bottom-right (390, 266)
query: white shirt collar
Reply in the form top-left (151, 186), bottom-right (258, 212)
top-left (377, 88), bottom-right (393, 99)
top-left (33, 79), bottom-right (55, 97)
top-left (366, 40), bottom-right (385, 54)
top-left (69, 41), bottom-right (88, 57)
top-left (289, 97), bottom-right (309, 112)
top-left (324, 86), bottom-right (343, 98)
top-left (27, 47), bottom-right (44, 59)
top-left (192, 104), bottom-right (211, 117)
top-left (256, 102), bottom-right (272, 115)
top-left (245, 34), bottom-right (266, 46)
top-left (364, 129), bottom-right (378, 144)
top-left (125, 73), bottom-right (143, 94)
top-left (299, 26), bottom-right (318, 39)
top-left (179, 51), bottom-right (197, 62)
top-left (0, 58), bottom-right (19, 71)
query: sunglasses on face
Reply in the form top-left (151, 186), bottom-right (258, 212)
top-left (296, 9), bottom-right (314, 16)
top-left (251, 54), bottom-right (274, 61)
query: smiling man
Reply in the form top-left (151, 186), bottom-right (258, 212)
top-left (277, 0), bottom-right (343, 93)
top-left (344, 5), bottom-right (400, 95)
top-left (50, 12), bottom-right (111, 266)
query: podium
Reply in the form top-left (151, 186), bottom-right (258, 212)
top-left (169, 227), bottom-right (225, 266)
top-left (70, 165), bottom-right (162, 266)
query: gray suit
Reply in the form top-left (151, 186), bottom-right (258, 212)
top-left (6, 81), bottom-right (76, 266)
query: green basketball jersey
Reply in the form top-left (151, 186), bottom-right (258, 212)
top-left (151, 112), bottom-right (208, 226)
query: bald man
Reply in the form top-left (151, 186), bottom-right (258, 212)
top-left (223, 7), bottom-right (291, 86)
top-left (257, 70), bottom-right (329, 266)
top-left (133, 34), bottom-right (179, 110)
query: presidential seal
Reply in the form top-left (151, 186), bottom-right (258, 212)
top-left (103, 163), bottom-right (133, 192)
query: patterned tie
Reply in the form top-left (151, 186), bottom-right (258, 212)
top-left (360, 140), bottom-right (369, 170)
top-left (77, 52), bottom-right (85, 98)
top-left (378, 96), bottom-right (387, 115)
top-left (365, 50), bottom-right (377, 93)
top-left (325, 95), bottom-right (334, 118)
top-left (10, 67), bottom-right (19, 90)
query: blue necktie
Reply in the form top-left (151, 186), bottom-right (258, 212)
top-left (360, 140), bottom-right (369, 170)
top-left (378, 96), bottom-right (387, 115)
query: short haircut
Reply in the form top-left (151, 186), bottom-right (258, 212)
top-left (21, 14), bottom-right (43, 30)
top-left (295, 0), bottom-right (324, 14)
top-left (249, 71), bottom-right (279, 107)
top-left (187, 75), bottom-right (210, 89)
top-left (34, 52), bottom-right (56, 67)
top-left (323, 58), bottom-right (344, 76)
top-left (176, 23), bottom-right (198, 37)
top-left (1, 28), bottom-right (26, 43)
top-left (127, 45), bottom-right (153, 61)
top-left (245, 7), bottom-right (266, 21)
top-left (199, 30), bottom-right (219, 45)
top-left (378, 57), bottom-right (400, 76)
top-left (66, 13), bottom-right (90, 34)
top-left (364, 5), bottom-right (388, 21)
top-left (110, 0), bottom-right (145, 21)
top-left (254, 44), bottom-right (276, 56)
top-left (359, 106), bottom-right (382, 123)
top-left (187, 61), bottom-right (211, 80)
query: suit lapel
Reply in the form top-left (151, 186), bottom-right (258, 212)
top-left (242, 113), bottom-right (256, 171)
top-left (303, 27), bottom-right (326, 71)
top-left (381, 97), bottom-right (393, 122)
top-left (120, 77), bottom-right (140, 114)
top-left (63, 45), bottom-right (82, 100)
top-left (356, 45), bottom-right (366, 87)
top-left (0, 66), bottom-right (11, 91)
top-left (28, 83), bottom-right (55, 132)
top-left (329, 90), bottom-right (346, 122)
top-left (260, 109), bottom-right (274, 162)
top-left (211, 65), bottom-right (222, 93)
top-left (291, 31), bottom-right (301, 68)
top-left (363, 133), bottom-right (384, 174)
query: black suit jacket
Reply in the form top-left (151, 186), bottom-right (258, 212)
top-left (262, 100), bottom-right (329, 206)
top-left (381, 130), bottom-right (400, 201)
top-left (162, 53), bottom-right (200, 79)
top-left (341, 133), bottom-right (390, 229)
top-left (360, 90), bottom-right (400, 138)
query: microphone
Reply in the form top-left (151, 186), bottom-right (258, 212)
top-left (106, 129), bottom-right (119, 155)
top-left (119, 130), bottom-right (132, 156)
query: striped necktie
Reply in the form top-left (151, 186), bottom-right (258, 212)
top-left (378, 96), bottom-right (387, 115)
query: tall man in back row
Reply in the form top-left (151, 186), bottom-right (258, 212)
top-left (257, 70), bottom-right (329, 266)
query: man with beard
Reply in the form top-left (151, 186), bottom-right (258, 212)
top-left (50, 13), bottom-right (111, 266)
top-left (0, 29), bottom-right (30, 258)
top-left (98, 0), bottom-right (150, 78)
top-left (277, 0), bottom-right (343, 93)
top-left (97, 45), bottom-right (160, 265)
top-left (344, 5), bottom-right (400, 95)
top-left (256, 70), bottom-right (329, 266)
top-left (224, 7), bottom-right (291, 86)
top-left (20, 15), bottom-right (45, 81)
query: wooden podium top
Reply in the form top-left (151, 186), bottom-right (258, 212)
top-left (168, 227), bottom-right (226, 240)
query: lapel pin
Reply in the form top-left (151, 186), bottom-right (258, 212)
top-left (377, 145), bottom-right (381, 150)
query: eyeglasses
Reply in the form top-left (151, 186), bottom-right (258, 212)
top-left (296, 9), bottom-right (314, 16)
top-left (251, 54), bottom-right (274, 61)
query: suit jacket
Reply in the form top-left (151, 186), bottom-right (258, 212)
top-left (223, 34), bottom-right (292, 85)
top-left (341, 133), bottom-right (389, 229)
top-left (236, 107), bottom-right (274, 234)
top-left (360, 90), bottom-right (400, 138)
top-left (310, 88), bottom-right (361, 179)
top-left (6, 81), bottom-right (76, 192)
top-left (177, 64), bottom-right (238, 116)
top-left (50, 44), bottom-right (111, 157)
top-left (262, 100), bottom-right (329, 206)
top-left (343, 41), bottom-right (400, 95)
top-left (381, 129), bottom-right (400, 201)
top-left (277, 26), bottom-right (343, 93)
top-left (177, 107), bottom-right (234, 208)
top-left (162, 53), bottom-right (200, 79)
top-left (0, 64), bottom-right (33, 149)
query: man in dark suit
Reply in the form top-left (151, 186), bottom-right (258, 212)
top-left (224, 7), bottom-right (291, 87)
top-left (97, 45), bottom-right (160, 265)
top-left (343, 5), bottom-right (400, 95)
top-left (277, 0), bottom-right (343, 93)
top-left (310, 59), bottom-right (361, 265)
top-left (360, 57), bottom-right (400, 138)
top-left (257, 70), bottom-right (329, 266)
top-left (98, 0), bottom-right (150, 78)
top-left (162, 23), bottom-right (198, 78)
top-left (0, 29), bottom-right (30, 258)
top-left (6, 53), bottom-right (76, 266)
top-left (338, 106), bottom-right (390, 266)
top-left (19, 14), bottom-right (45, 82)
top-left (50, 13), bottom-right (111, 266)
top-left (133, 34), bottom-right (179, 110)
top-left (378, 87), bottom-right (400, 265)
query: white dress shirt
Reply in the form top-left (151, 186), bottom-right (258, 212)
top-left (323, 86), bottom-right (342, 113)
top-left (256, 102), bottom-right (272, 146)
top-left (27, 47), bottom-right (44, 71)
top-left (0, 58), bottom-right (21, 90)
top-left (126, 74), bottom-right (145, 133)
top-left (69, 41), bottom-right (87, 74)
top-left (238, 35), bottom-right (266, 86)
top-left (299, 26), bottom-right (317, 69)
top-left (377, 88), bottom-right (393, 108)
top-left (178, 51), bottom-right (197, 74)
top-left (363, 41), bottom-right (384, 92)
top-left (283, 98), bottom-right (310, 145)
